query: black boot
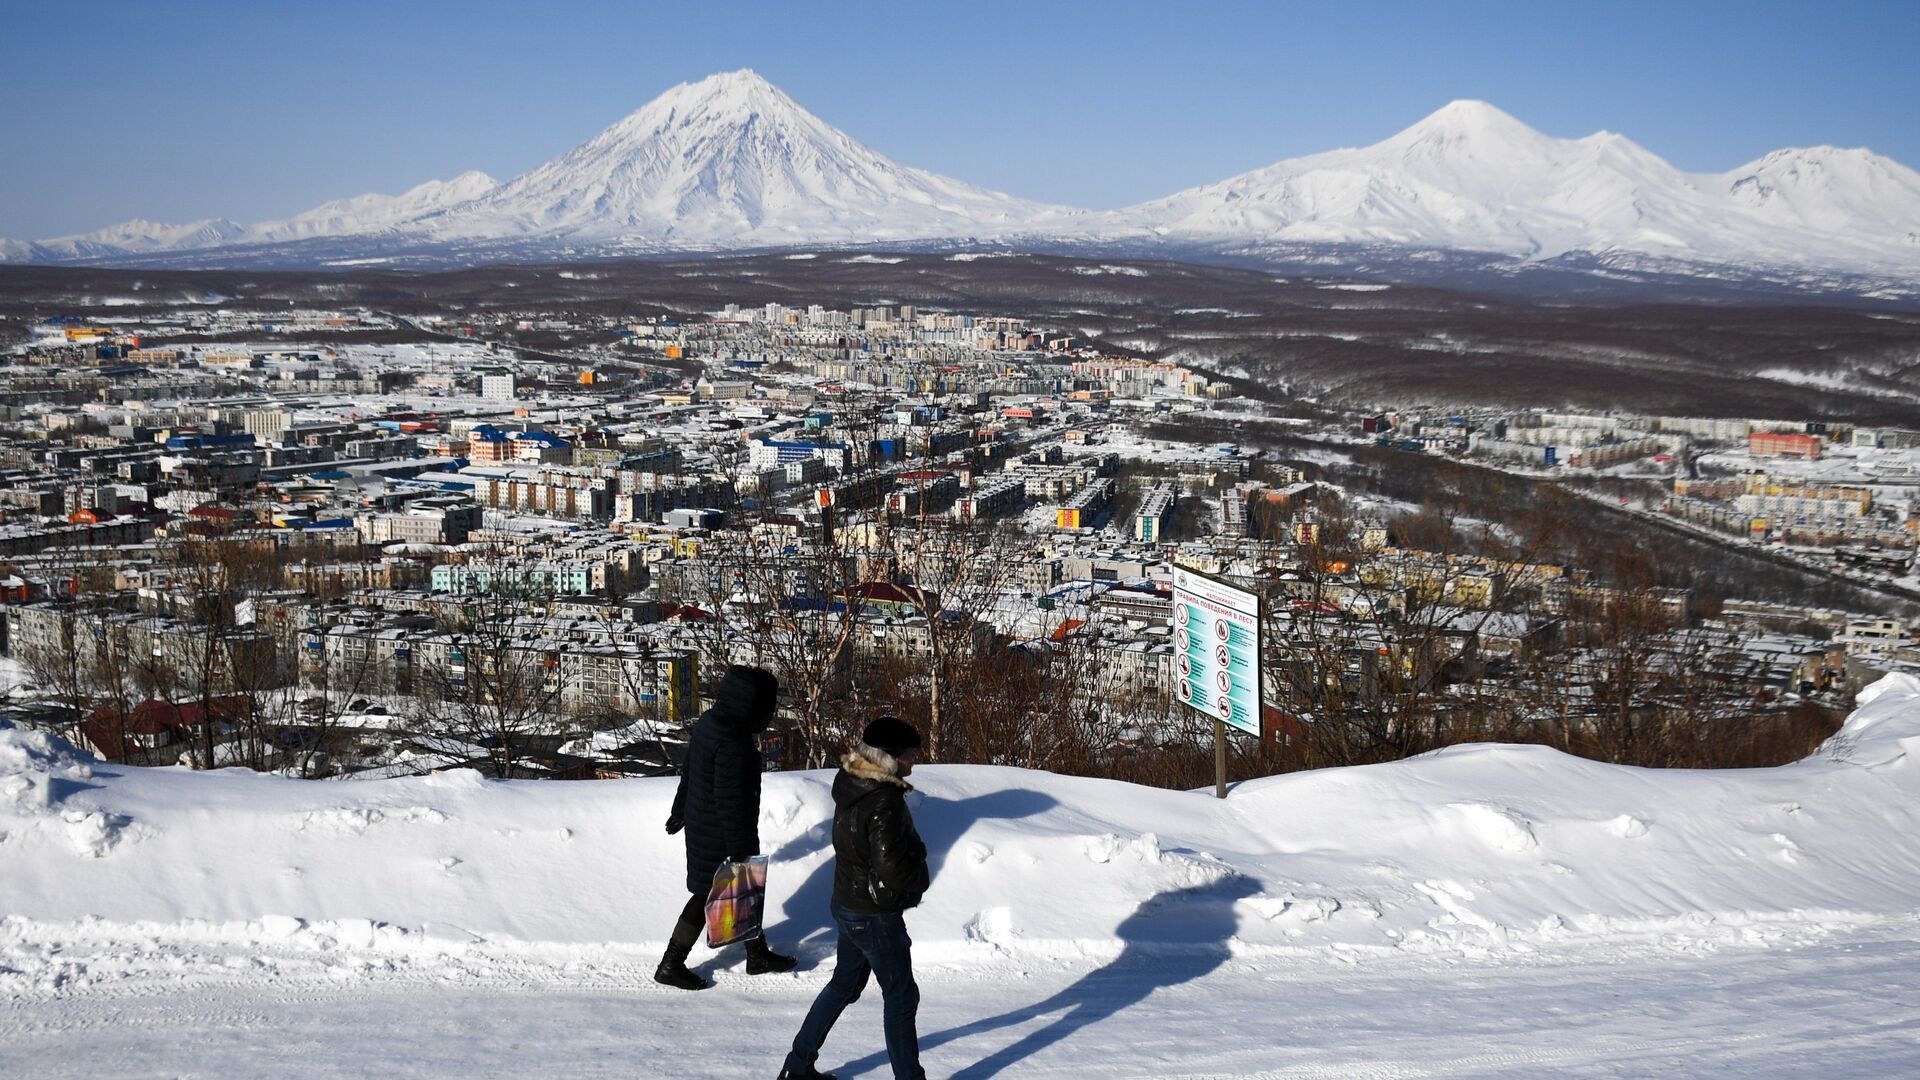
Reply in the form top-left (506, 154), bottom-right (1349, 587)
top-left (654, 938), bottom-right (709, 991)
top-left (745, 937), bottom-right (798, 975)
top-left (776, 1067), bottom-right (838, 1080)
top-left (654, 957), bottom-right (708, 990)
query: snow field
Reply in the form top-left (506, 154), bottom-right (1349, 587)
top-left (5, 674), bottom-right (1920, 994)
top-left (6, 679), bottom-right (1920, 1075)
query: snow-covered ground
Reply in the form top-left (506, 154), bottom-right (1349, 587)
top-left (7, 676), bottom-right (1920, 1076)
top-left (5, 923), bottom-right (1914, 1079)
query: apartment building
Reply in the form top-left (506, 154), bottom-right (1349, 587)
top-left (357, 505), bottom-right (482, 546)
top-left (479, 373), bottom-right (517, 402)
top-left (1133, 485), bottom-right (1177, 543)
top-left (1749, 432), bottom-right (1823, 459)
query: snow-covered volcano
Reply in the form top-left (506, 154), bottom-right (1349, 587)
top-left (409, 69), bottom-right (1074, 247)
top-left (1094, 99), bottom-right (1920, 275)
top-left (4, 70), bottom-right (1072, 263)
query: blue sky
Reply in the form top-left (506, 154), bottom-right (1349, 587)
top-left (2, 0), bottom-right (1914, 238)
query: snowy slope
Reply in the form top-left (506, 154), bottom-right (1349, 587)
top-left (409, 69), bottom-right (1074, 248)
top-left (15, 172), bottom-right (496, 261)
top-left (1726, 145), bottom-right (1920, 256)
top-left (5, 675), bottom-right (1919, 969)
top-left (1097, 100), bottom-right (1920, 275)
top-left (243, 170), bottom-right (498, 244)
top-left (23, 216), bottom-right (250, 259)
top-left (6, 681), bottom-right (1920, 1077)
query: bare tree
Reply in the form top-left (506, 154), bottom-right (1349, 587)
top-left (883, 514), bottom-right (1030, 762)
top-left (8, 538), bottom-right (126, 745)
top-left (705, 525), bottom-right (861, 766)
top-left (156, 537), bottom-right (289, 769)
top-left (408, 584), bottom-right (567, 779)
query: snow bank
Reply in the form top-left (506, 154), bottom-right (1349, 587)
top-left (5, 678), bottom-right (1920, 978)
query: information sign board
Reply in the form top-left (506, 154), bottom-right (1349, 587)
top-left (1170, 566), bottom-right (1262, 737)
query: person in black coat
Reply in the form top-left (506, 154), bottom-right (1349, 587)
top-left (779, 716), bottom-right (930, 1080)
top-left (656, 664), bottom-right (798, 990)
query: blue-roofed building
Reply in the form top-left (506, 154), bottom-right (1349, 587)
top-left (507, 430), bottom-right (572, 463)
top-left (165, 433), bottom-right (256, 451)
top-left (748, 439), bottom-right (847, 471)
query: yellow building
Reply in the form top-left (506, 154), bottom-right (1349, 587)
top-left (660, 652), bottom-right (700, 723)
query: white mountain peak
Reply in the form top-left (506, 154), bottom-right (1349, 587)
top-left (1395, 99), bottom-right (1538, 140)
top-left (581, 68), bottom-right (809, 151)
top-left (1105, 98), bottom-right (1920, 274)
top-left (420, 68), bottom-right (1071, 245)
top-left (1732, 144), bottom-right (1919, 189)
top-left (1723, 143), bottom-right (1920, 238)
top-left (648, 67), bottom-right (790, 113)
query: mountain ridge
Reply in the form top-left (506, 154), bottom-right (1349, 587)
top-left (5, 72), bottom-right (1917, 290)
top-left (1090, 99), bottom-right (1920, 275)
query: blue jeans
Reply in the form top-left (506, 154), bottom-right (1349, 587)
top-left (785, 901), bottom-right (923, 1080)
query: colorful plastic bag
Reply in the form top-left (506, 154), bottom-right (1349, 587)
top-left (705, 855), bottom-right (769, 948)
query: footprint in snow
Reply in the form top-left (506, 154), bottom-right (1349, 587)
top-left (1244, 894), bottom-right (1342, 923)
top-left (1084, 833), bottom-right (1121, 864)
top-left (766, 792), bottom-right (806, 830)
top-left (63, 810), bottom-right (136, 858)
top-left (1445, 802), bottom-right (1538, 854)
top-left (963, 907), bottom-right (1014, 946)
top-left (1770, 833), bottom-right (1804, 865)
top-left (1607, 815), bottom-right (1651, 839)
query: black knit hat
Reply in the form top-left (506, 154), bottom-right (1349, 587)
top-left (862, 715), bottom-right (922, 756)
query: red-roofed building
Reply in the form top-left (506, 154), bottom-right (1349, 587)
top-left (1750, 432), bottom-right (1822, 459)
top-left (846, 581), bottom-right (934, 616)
top-left (185, 505), bottom-right (246, 534)
top-left (0, 575), bottom-right (38, 604)
top-left (79, 696), bottom-right (248, 764)
top-left (1263, 706), bottom-right (1306, 747)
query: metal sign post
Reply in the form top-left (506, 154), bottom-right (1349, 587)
top-left (1214, 719), bottom-right (1227, 799)
top-left (1171, 564), bottom-right (1263, 799)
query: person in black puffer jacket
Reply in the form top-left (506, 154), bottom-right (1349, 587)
top-left (779, 716), bottom-right (930, 1080)
top-left (656, 665), bottom-right (797, 990)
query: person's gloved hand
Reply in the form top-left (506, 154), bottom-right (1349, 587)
top-left (664, 813), bottom-right (683, 835)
